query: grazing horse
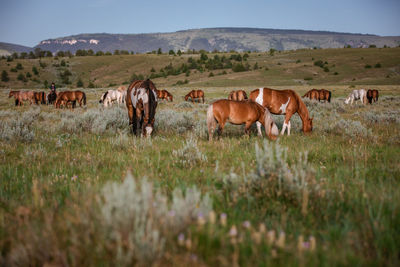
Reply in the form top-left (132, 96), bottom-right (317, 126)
top-left (55, 91), bottom-right (86, 109)
top-left (207, 99), bottom-right (278, 141)
top-left (303, 89), bottom-right (331, 102)
top-left (345, 89), bottom-right (367, 105)
top-left (249, 87), bottom-right (313, 135)
top-left (367, 89), bottom-right (379, 104)
top-left (9, 90), bottom-right (35, 106)
top-left (47, 91), bottom-right (57, 105)
top-left (99, 89), bottom-right (124, 107)
top-left (228, 90), bottom-right (248, 101)
top-left (126, 79), bottom-right (158, 136)
top-left (185, 90), bottom-right (204, 103)
top-left (157, 89), bottom-right (173, 102)
top-left (34, 91), bottom-right (46, 105)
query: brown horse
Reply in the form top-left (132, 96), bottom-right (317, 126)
top-left (9, 90), bottom-right (35, 106)
top-left (207, 100), bottom-right (278, 141)
top-left (367, 89), bottom-right (379, 104)
top-left (157, 89), bottom-right (173, 101)
top-left (185, 90), bottom-right (204, 103)
top-left (34, 91), bottom-right (46, 105)
top-left (55, 91), bottom-right (86, 109)
top-left (228, 90), bottom-right (248, 101)
top-left (126, 79), bottom-right (158, 136)
top-left (250, 87), bottom-right (313, 135)
top-left (303, 89), bottom-right (331, 102)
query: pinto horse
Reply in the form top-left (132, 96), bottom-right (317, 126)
top-left (228, 90), bottom-right (248, 101)
top-left (207, 99), bottom-right (278, 141)
top-left (126, 79), bottom-right (158, 136)
top-left (367, 89), bottom-right (379, 104)
top-left (55, 91), bottom-right (86, 109)
top-left (9, 90), bottom-right (35, 106)
top-left (34, 91), bottom-right (46, 105)
top-left (185, 90), bottom-right (204, 103)
top-left (249, 88), bottom-right (313, 135)
top-left (303, 89), bottom-right (331, 102)
top-left (157, 89), bottom-right (173, 101)
top-left (99, 89), bottom-right (124, 107)
top-left (345, 89), bottom-right (367, 105)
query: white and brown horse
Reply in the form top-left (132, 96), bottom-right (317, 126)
top-left (249, 88), bottom-right (313, 135)
top-left (345, 89), bottom-right (367, 105)
top-left (157, 89), bottom-right (173, 101)
top-left (207, 99), bottom-right (278, 141)
top-left (228, 90), bottom-right (248, 101)
top-left (126, 79), bottom-right (158, 137)
top-left (99, 89), bottom-right (124, 107)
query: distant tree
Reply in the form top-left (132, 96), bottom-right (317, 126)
top-left (88, 81), bottom-right (95, 88)
top-left (120, 50), bottom-right (130, 55)
top-left (177, 50), bottom-right (182, 56)
top-left (12, 52), bottom-right (18, 59)
top-left (269, 48), bottom-right (276, 56)
top-left (10, 68), bottom-right (17, 72)
top-left (369, 44), bottom-right (377, 48)
top-left (114, 50), bottom-right (120, 55)
top-left (1, 70), bottom-right (9, 82)
top-left (253, 62), bottom-right (259, 70)
top-left (20, 52), bottom-right (27, 59)
top-left (169, 50), bottom-right (175, 55)
top-left (6, 57), bottom-right (13, 62)
top-left (45, 51), bottom-right (53, 57)
top-left (150, 67), bottom-right (156, 72)
top-left (17, 73), bottom-right (26, 82)
top-left (39, 61), bottom-right (47, 68)
top-left (87, 49), bottom-right (94, 56)
top-left (200, 53), bottom-right (208, 61)
top-left (43, 80), bottom-right (49, 88)
top-left (76, 78), bottom-right (84, 87)
top-left (28, 52), bottom-right (36, 59)
top-left (157, 48), bottom-right (162, 55)
top-left (243, 53), bottom-right (249, 61)
top-left (374, 63), bottom-right (382, 68)
top-left (26, 72), bottom-right (32, 78)
top-left (105, 51), bottom-right (112, 56)
top-left (209, 72), bottom-right (214, 77)
top-left (95, 51), bottom-right (104, 56)
top-left (56, 51), bottom-right (65, 57)
top-left (65, 51), bottom-right (73, 58)
top-left (34, 48), bottom-right (43, 58)
top-left (16, 63), bottom-right (23, 70)
top-left (32, 66), bottom-right (39, 75)
top-left (60, 59), bottom-right (66, 67)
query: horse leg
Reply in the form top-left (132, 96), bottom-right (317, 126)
top-left (281, 114), bottom-right (292, 135)
top-left (245, 121), bottom-right (253, 136)
top-left (256, 122), bottom-right (262, 136)
top-left (287, 121), bottom-right (291, 136)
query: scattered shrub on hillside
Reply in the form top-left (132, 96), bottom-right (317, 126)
top-left (304, 77), bottom-right (313, 81)
top-left (1, 70), bottom-right (9, 82)
top-left (16, 63), bottom-right (23, 70)
top-left (374, 63), bottom-right (381, 68)
top-left (364, 64), bottom-right (372, 69)
top-left (17, 73), bottom-right (27, 82)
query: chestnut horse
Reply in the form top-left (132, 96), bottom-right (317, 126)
top-left (55, 91), bottom-right (86, 108)
top-left (228, 90), bottom-right (248, 101)
top-left (9, 90), bottom-right (35, 106)
top-left (250, 88), bottom-right (313, 135)
top-left (34, 91), bottom-right (46, 105)
top-left (367, 89), bottom-right (379, 104)
top-left (207, 99), bottom-right (279, 141)
top-left (303, 89), bottom-right (331, 102)
top-left (157, 89), bottom-right (173, 101)
top-left (126, 79), bottom-right (158, 136)
top-left (185, 90), bottom-right (204, 103)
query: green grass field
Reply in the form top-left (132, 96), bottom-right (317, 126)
top-left (0, 48), bottom-right (400, 266)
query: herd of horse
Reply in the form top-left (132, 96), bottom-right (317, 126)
top-left (8, 80), bottom-right (380, 140)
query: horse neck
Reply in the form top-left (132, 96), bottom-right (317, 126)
top-left (256, 105), bottom-right (266, 125)
top-left (296, 94), bottom-right (310, 123)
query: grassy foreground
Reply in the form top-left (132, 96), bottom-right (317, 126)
top-left (0, 86), bottom-right (399, 266)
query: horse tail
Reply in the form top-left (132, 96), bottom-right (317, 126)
top-left (83, 92), bottom-right (86, 105)
top-left (207, 104), bottom-right (216, 141)
top-left (328, 91), bottom-right (331, 103)
top-left (264, 108), bottom-right (278, 140)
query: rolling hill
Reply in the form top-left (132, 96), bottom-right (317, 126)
top-left (0, 42), bottom-right (33, 56)
top-left (34, 28), bottom-right (400, 53)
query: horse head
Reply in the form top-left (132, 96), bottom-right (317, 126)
top-left (303, 117), bottom-right (313, 133)
top-left (8, 91), bottom-right (15, 98)
top-left (184, 94), bottom-right (189, 101)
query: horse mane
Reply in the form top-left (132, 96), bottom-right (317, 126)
top-left (293, 91), bottom-right (310, 121)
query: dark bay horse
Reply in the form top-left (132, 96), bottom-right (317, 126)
top-left (250, 88), bottom-right (313, 135)
top-left (157, 89), bottom-right (173, 101)
top-left (34, 91), bottom-right (46, 104)
top-left (367, 89), bottom-right (379, 104)
top-left (9, 90), bottom-right (35, 106)
top-left (185, 90), bottom-right (204, 103)
top-left (126, 79), bottom-right (158, 136)
top-left (207, 99), bottom-right (278, 141)
top-left (55, 91), bottom-right (86, 108)
top-left (303, 89), bottom-right (331, 102)
top-left (47, 91), bottom-right (57, 105)
top-left (228, 90), bottom-right (248, 101)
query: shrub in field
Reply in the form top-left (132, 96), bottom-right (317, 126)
top-left (155, 109), bottom-right (194, 134)
top-left (172, 135), bottom-right (207, 166)
top-left (0, 108), bottom-right (39, 142)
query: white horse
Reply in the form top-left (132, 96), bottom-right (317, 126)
top-left (345, 89), bottom-right (367, 105)
top-left (99, 89), bottom-right (124, 107)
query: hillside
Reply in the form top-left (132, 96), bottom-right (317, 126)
top-left (0, 42), bottom-right (32, 56)
top-left (35, 28), bottom-right (400, 53)
top-left (1, 47), bottom-right (399, 89)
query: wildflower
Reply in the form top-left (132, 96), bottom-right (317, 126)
top-left (220, 213), bottom-right (227, 226)
top-left (309, 236), bottom-right (316, 251)
top-left (229, 225), bottom-right (238, 237)
top-left (178, 233), bottom-right (185, 246)
top-left (71, 175), bottom-right (78, 182)
top-left (267, 230), bottom-right (275, 245)
top-left (242, 220), bottom-right (251, 229)
top-left (276, 231), bottom-right (285, 248)
top-left (209, 211), bottom-right (216, 224)
top-left (168, 210), bottom-right (176, 217)
top-left (197, 213), bottom-right (206, 227)
top-left (297, 235), bottom-right (304, 252)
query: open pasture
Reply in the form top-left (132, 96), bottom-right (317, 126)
top-left (0, 85), bottom-right (399, 266)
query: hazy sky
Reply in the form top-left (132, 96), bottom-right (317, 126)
top-left (1, 0), bottom-right (399, 47)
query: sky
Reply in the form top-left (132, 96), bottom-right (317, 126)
top-left (1, 0), bottom-right (399, 47)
